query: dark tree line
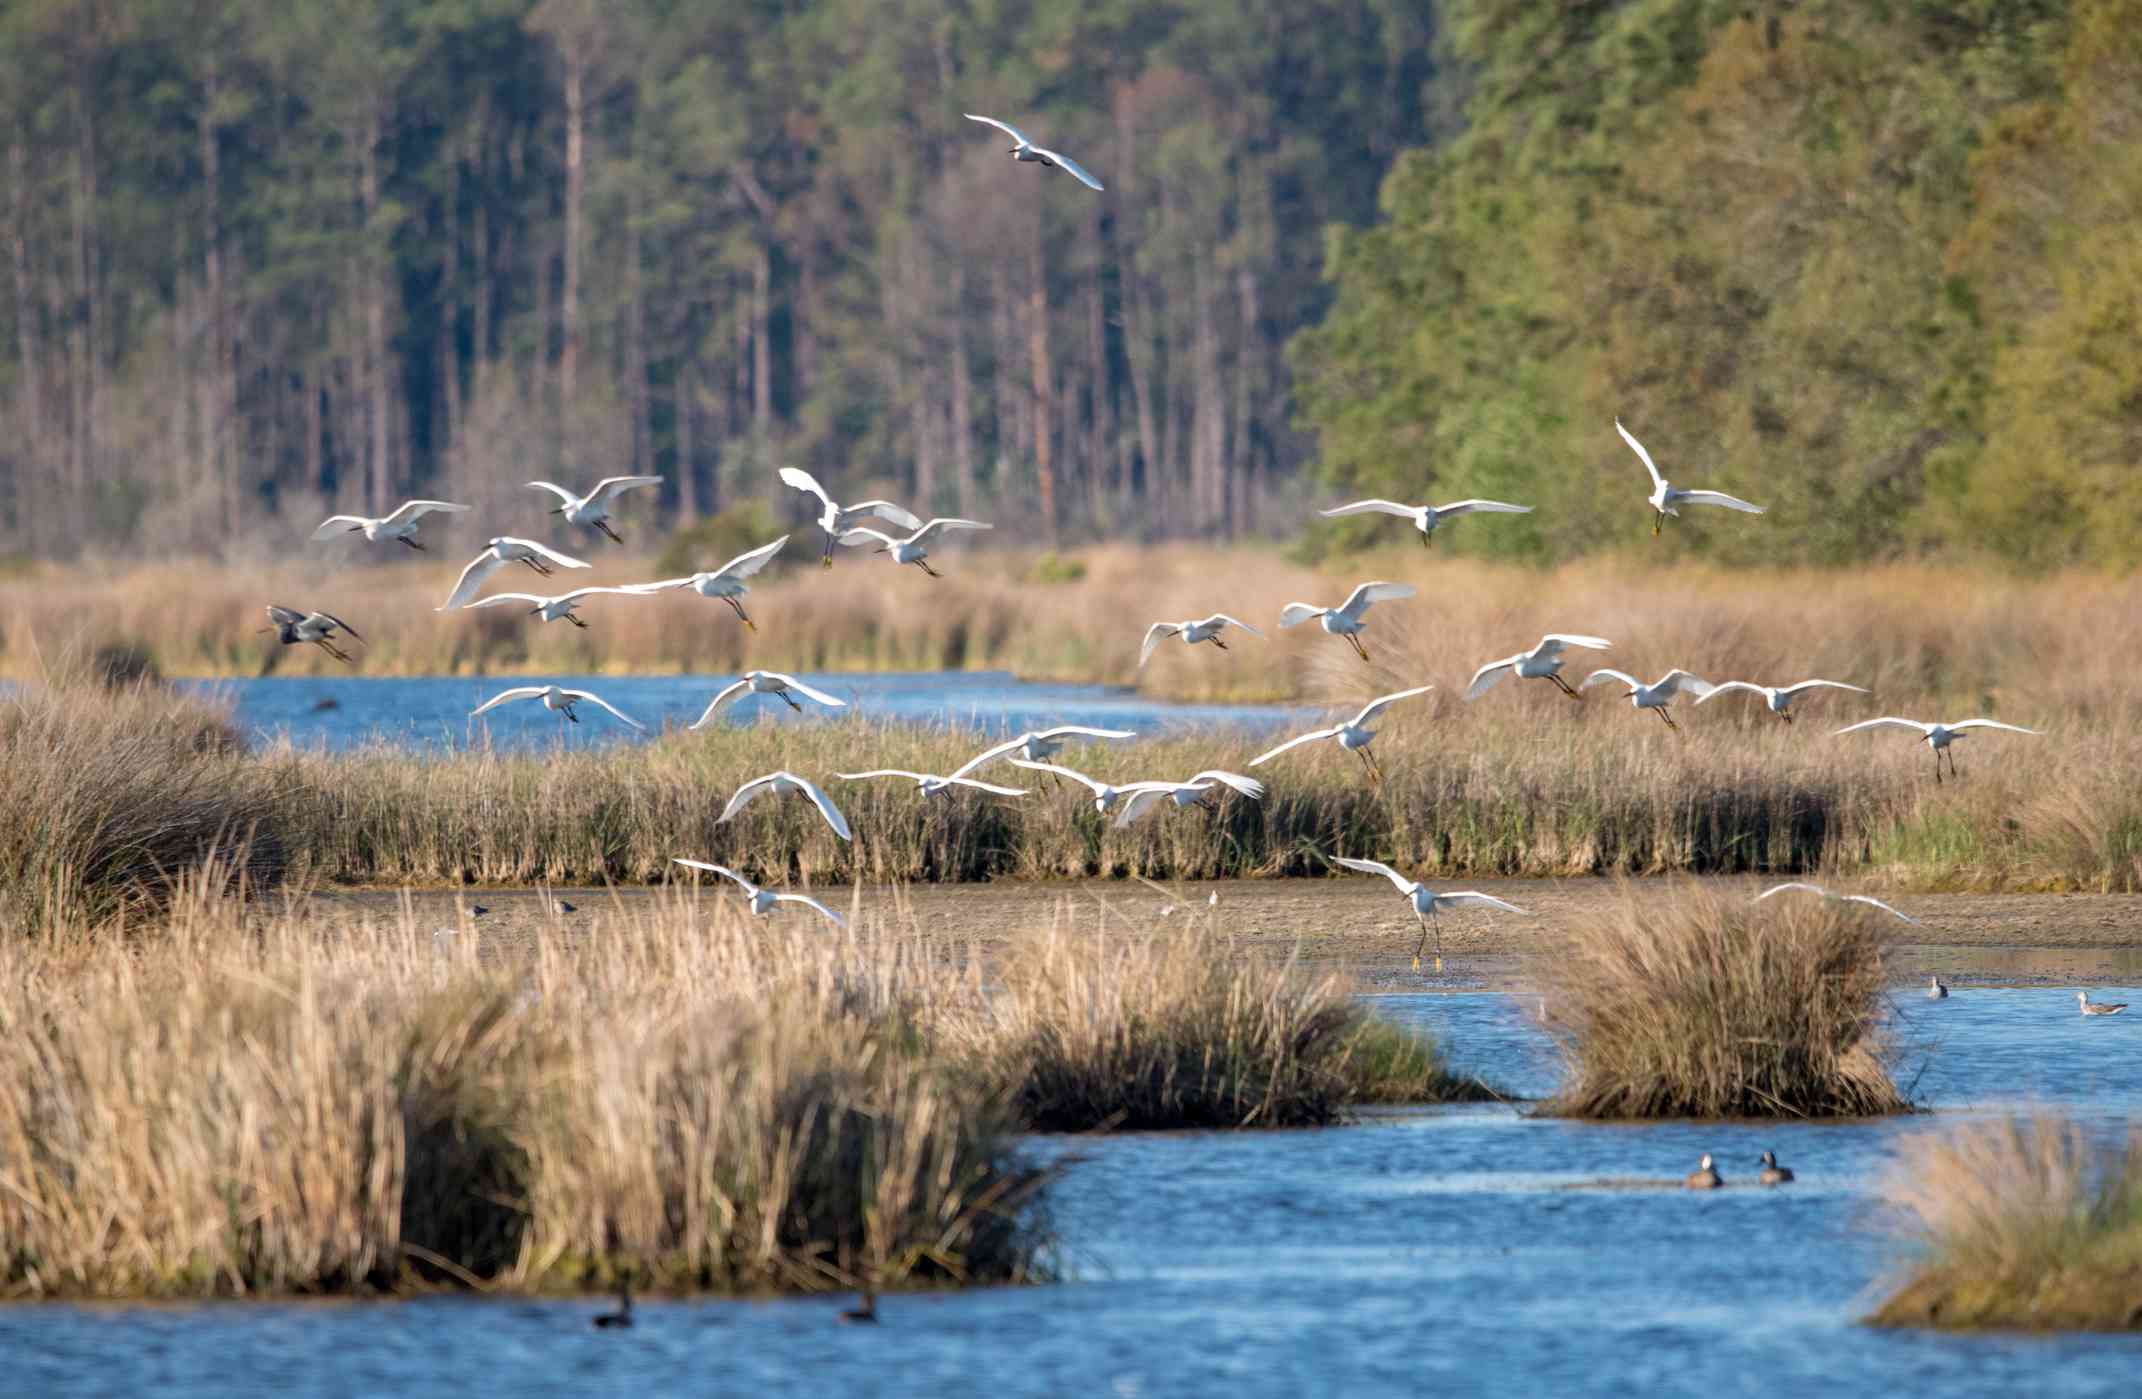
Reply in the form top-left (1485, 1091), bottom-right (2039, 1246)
top-left (0, 0), bottom-right (1436, 557)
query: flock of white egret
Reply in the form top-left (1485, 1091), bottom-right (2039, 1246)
top-left (263, 113), bottom-right (2048, 959)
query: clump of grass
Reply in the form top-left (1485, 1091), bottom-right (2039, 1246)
top-left (959, 923), bottom-right (1487, 1129)
top-left (0, 671), bottom-right (285, 932)
top-left (1870, 1115), bottom-right (2142, 1330)
top-left (1532, 882), bottom-right (1909, 1119)
top-left (0, 894), bottom-right (1051, 1299)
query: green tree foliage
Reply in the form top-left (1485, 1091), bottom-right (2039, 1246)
top-left (1297, 0), bottom-right (2139, 568)
top-left (0, 0), bottom-right (1434, 557)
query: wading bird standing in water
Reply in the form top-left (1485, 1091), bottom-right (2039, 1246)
top-left (1616, 419), bottom-right (1765, 537)
top-left (1278, 581), bottom-right (1415, 663)
top-left (1465, 634), bottom-right (1614, 702)
top-left (1316, 495), bottom-right (1533, 545)
top-left (1331, 856), bottom-right (1528, 972)
top-left (1579, 668), bottom-right (1714, 730)
top-left (262, 605), bottom-right (363, 663)
top-left (623, 535), bottom-right (790, 632)
top-left (1698, 678), bottom-right (1867, 724)
top-left (963, 114), bottom-right (1105, 190)
top-left (1248, 686), bottom-right (1435, 787)
top-left (524, 475), bottom-right (662, 543)
top-left (777, 466), bottom-right (923, 568)
top-left (310, 499), bottom-right (469, 550)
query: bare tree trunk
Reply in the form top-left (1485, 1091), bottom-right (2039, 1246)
top-left (751, 242), bottom-right (773, 445)
top-left (559, 51), bottom-right (584, 418)
top-left (1233, 265), bottom-right (1259, 537)
top-left (358, 108), bottom-right (390, 517)
top-left (7, 139), bottom-right (42, 474)
top-left (1027, 241), bottom-right (1057, 546)
top-left (68, 75), bottom-right (98, 538)
top-left (675, 354), bottom-right (698, 518)
top-left (625, 173), bottom-right (650, 480)
top-left (1083, 209), bottom-right (1112, 527)
top-left (796, 243), bottom-right (818, 404)
top-left (1193, 259), bottom-right (1225, 538)
top-left (950, 262), bottom-right (974, 520)
top-left (436, 130), bottom-right (462, 476)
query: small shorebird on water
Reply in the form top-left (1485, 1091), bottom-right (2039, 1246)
top-left (2078, 992), bottom-right (2128, 1017)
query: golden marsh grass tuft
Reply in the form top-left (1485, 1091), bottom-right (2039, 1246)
top-left (1531, 882), bottom-right (1909, 1119)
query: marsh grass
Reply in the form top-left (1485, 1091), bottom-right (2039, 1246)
top-left (1532, 882), bottom-right (1909, 1119)
top-left (0, 669), bottom-right (289, 931)
top-left (1870, 1116), bottom-right (2142, 1330)
top-left (0, 889), bottom-right (1464, 1298)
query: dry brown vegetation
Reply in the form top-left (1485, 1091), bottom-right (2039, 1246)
top-left (1870, 1115), bottom-right (2142, 1331)
top-left (1530, 882), bottom-right (1909, 1120)
top-left (0, 887), bottom-right (1461, 1299)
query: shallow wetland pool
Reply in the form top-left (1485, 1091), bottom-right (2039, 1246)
top-left (9, 975), bottom-right (2142, 1397)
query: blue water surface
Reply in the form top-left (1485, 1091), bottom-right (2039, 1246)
top-left (8, 987), bottom-right (2141, 1397)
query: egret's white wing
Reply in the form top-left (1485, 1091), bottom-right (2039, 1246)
top-left (1537, 634), bottom-right (1613, 652)
top-left (618, 576), bottom-right (698, 594)
top-left (835, 769), bottom-right (933, 783)
top-left (909, 517), bottom-right (993, 544)
top-left (310, 514), bottom-right (370, 540)
top-left (837, 526), bottom-right (899, 549)
top-left (1434, 499), bottom-right (1532, 516)
top-left (1353, 685), bottom-right (1434, 725)
top-left (1033, 725), bottom-right (1137, 744)
top-left (717, 775), bottom-right (784, 824)
top-left (1696, 681), bottom-right (1770, 706)
top-left (949, 735), bottom-right (1026, 780)
top-left (777, 465), bottom-right (833, 509)
top-left (382, 499), bottom-right (469, 525)
top-left (844, 500), bottom-right (925, 532)
top-left (1438, 892), bottom-right (1528, 916)
top-left (1336, 581), bottom-right (1415, 620)
top-left (462, 592), bottom-right (550, 611)
top-left (764, 673), bottom-right (847, 709)
top-left (559, 688), bottom-right (645, 732)
top-left (1031, 144), bottom-right (1104, 190)
top-left (1465, 657), bottom-right (1520, 701)
top-left (1834, 717), bottom-right (1936, 736)
top-left (587, 475), bottom-right (662, 505)
top-left (1007, 760), bottom-right (1108, 796)
top-left (1842, 894), bottom-right (1920, 925)
top-left (1653, 670), bottom-right (1713, 699)
top-left (944, 776), bottom-right (1029, 797)
top-left (1675, 489), bottom-right (1765, 514)
top-left (439, 552), bottom-right (509, 611)
top-left (1205, 613), bottom-right (1266, 638)
top-left (1947, 719), bottom-right (2043, 736)
top-left (671, 858), bottom-right (754, 893)
top-left (964, 113), bottom-right (1031, 145)
top-left (1580, 668), bottom-right (1641, 692)
top-left (1317, 499), bottom-right (1419, 520)
top-left (469, 687), bottom-right (548, 718)
top-left (1138, 622), bottom-right (1180, 670)
top-left (1333, 856), bottom-right (1413, 893)
top-left (1614, 419), bottom-right (1665, 490)
top-left (555, 585), bottom-right (646, 604)
top-left (1185, 770), bottom-right (1265, 800)
top-left (1775, 680), bottom-right (1868, 698)
top-left (1249, 726), bottom-right (1341, 766)
top-left (792, 776), bottom-right (854, 841)
top-left (711, 535), bottom-right (790, 580)
top-left (1111, 788), bottom-right (1176, 828)
top-left (310, 611), bottom-right (363, 640)
top-left (772, 892), bottom-right (848, 928)
top-left (689, 679), bottom-right (753, 730)
top-left (524, 480), bottom-right (579, 507)
top-left (1756, 881), bottom-right (1833, 903)
top-left (1278, 603), bottom-right (1325, 629)
top-left (509, 538), bottom-right (592, 570)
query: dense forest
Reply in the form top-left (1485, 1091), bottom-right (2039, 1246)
top-left (1, 1), bottom-right (2135, 566)
top-left (0, 0), bottom-right (1434, 556)
top-left (1297, 0), bottom-right (2142, 567)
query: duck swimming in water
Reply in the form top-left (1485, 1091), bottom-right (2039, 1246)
top-left (1757, 1151), bottom-right (1794, 1185)
top-left (1685, 1154), bottom-right (1723, 1190)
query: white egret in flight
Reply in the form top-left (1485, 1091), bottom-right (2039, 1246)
top-left (836, 518), bottom-right (992, 577)
top-left (1138, 614), bottom-right (1265, 670)
top-left (718, 771), bottom-right (853, 842)
top-left (310, 499), bottom-right (469, 550)
top-left (469, 684), bottom-right (645, 733)
top-left (690, 671), bottom-right (847, 727)
top-left (1110, 771), bottom-right (1266, 829)
top-left (1699, 678), bottom-right (1867, 724)
top-left (461, 585), bottom-right (644, 628)
top-left (950, 726), bottom-right (1138, 781)
top-left (623, 535), bottom-right (789, 631)
top-left (777, 467), bottom-right (923, 567)
top-left (1579, 668), bottom-right (1715, 730)
top-left (1755, 882), bottom-right (1918, 925)
top-left (1832, 716), bottom-right (2041, 783)
top-left (525, 475), bottom-right (662, 543)
top-left (671, 859), bottom-right (846, 928)
top-left (963, 114), bottom-right (1104, 191)
top-left (1278, 581), bottom-right (1415, 662)
top-left (1331, 856), bottom-right (1528, 971)
top-left (1317, 496), bottom-right (1532, 544)
top-left (834, 769), bottom-right (1030, 800)
top-left (437, 537), bottom-right (592, 611)
top-left (1616, 419), bottom-right (1765, 536)
top-left (1249, 686), bottom-right (1434, 786)
top-left (1465, 634), bottom-right (1613, 701)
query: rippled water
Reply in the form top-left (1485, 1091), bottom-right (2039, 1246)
top-left (189, 671), bottom-right (1311, 753)
top-left (9, 987), bottom-right (2141, 1397)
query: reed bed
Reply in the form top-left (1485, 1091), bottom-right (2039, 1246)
top-left (1869, 1116), bottom-right (2142, 1330)
top-left (0, 886), bottom-right (1461, 1298)
top-left (1531, 882), bottom-right (1909, 1119)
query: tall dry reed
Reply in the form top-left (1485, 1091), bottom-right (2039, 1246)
top-left (1531, 882), bottom-right (1909, 1119)
top-left (1870, 1115), bottom-right (2142, 1330)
